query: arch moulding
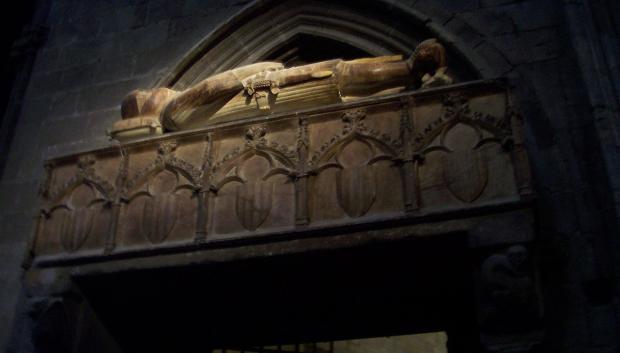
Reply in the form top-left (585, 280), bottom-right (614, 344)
top-left (156, 0), bottom-right (493, 90)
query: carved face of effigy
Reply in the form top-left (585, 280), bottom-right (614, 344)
top-left (409, 38), bottom-right (447, 82)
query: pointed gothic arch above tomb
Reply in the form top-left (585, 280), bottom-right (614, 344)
top-left (157, 0), bottom-right (482, 90)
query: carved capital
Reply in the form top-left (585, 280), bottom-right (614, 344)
top-left (157, 141), bottom-right (178, 157)
top-left (342, 109), bottom-right (367, 132)
top-left (76, 154), bottom-right (96, 181)
top-left (245, 126), bottom-right (267, 147)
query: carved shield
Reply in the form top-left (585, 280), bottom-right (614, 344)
top-left (235, 181), bottom-right (274, 231)
top-left (141, 193), bottom-right (178, 244)
top-left (59, 207), bottom-right (95, 252)
top-left (336, 166), bottom-right (376, 218)
top-left (442, 149), bottom-right (488, 203)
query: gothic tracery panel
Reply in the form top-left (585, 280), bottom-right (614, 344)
top-left (116, 141), bottom-right (200, 248)
top-left (33, 81), bottom-right (530, 260)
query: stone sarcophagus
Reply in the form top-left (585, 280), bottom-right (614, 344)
top-left (32, 79), bottom-right (532, 262)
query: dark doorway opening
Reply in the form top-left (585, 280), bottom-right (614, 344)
top-left (76, 234), bottom-right (480, 353)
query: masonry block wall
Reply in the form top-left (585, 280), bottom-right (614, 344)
top-left (1, 0), bottom-right (619, 352)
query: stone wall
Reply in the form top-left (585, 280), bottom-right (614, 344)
top-left (0, 1), bottom-right (252, 351)
top-left (0, 0), bottom-right (618, 352)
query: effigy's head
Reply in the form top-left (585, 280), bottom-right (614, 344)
top-left (409, 38), bottom-right (447, 82)
top-left (121, 90), bottom-right (150, 120)
top-left (112, 87), bottom-right (178, 141)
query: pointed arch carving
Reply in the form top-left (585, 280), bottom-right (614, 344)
top-left (122, 141), bottom-right (202, 198)
top-left (42, 155), bottom-right (113, 253)
top-left (118, 141), bottom-right (202, 245)
top-left (46, 154), bottom-right (114, 204)
top-left (309, 109), bottom-right (400, 218)
top-left (414, 92), bottom-right (514, 204)
top-left (212, 126), bottom-right (296, 191)
top-left (412, 92), bottom-right (513, 155)
top-left (158, 0), bottom-right (480, 90)
top-left (211, 126), bottom-right (297, 232)
top-left (309, 109), bottom-right (399, 172)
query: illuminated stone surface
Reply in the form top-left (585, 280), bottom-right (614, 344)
top-left (35, 80), bottom-right (529, 259)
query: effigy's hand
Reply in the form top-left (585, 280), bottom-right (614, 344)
top-left (407, 38), bottom-right (449, 88)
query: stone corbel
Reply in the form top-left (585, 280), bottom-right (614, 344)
top-left (468, 211), bottom-right (544, 353)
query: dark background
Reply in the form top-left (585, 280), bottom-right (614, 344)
top-left (0, 0), bottom-right (40, 178)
